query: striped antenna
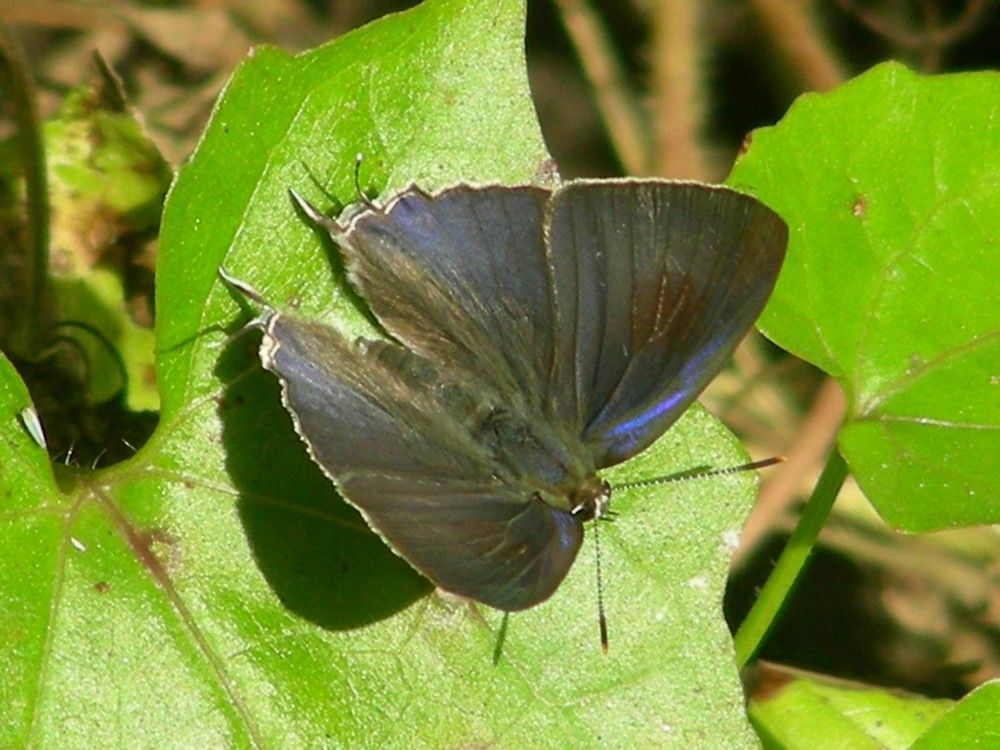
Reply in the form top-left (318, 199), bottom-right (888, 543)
top-left (615, 457), bottom-right (783, 491)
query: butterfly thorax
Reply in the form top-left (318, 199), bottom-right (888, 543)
top-left (478, 403), bottom-right (604, 516)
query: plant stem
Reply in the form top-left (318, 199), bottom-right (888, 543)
top-left (0, 21), bottom-right (48, 339)
top-left (733, 448), bottom-right (849, 668)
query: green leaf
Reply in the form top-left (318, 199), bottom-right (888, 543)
top-left (2, 0), bottom-right (762, 745)
top-left (748, 674), bottom-right (952, 749)
top-left (911, 680), bottom-right (1000, 749)
top-left (0, 353), bottom-right (63, 744)
top-left (729, 63), bottom-right (1000, 531)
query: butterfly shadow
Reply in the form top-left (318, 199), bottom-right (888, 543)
top-left (215, 333), bottom-right (432, 631)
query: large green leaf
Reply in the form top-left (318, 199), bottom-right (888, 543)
top-left (910, 680), bottom-right (1000, 749)
top-left (2, 0), bottom-right (763, 745)
top-left (729, 63), bottom-right (1000, 531)
top-left (748, 674), bottom-right (952, 749)
top-left (0, 353), bottom-right (63, 743)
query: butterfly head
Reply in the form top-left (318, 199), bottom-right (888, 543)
top-left (569, 476), bottom-right (612, 522)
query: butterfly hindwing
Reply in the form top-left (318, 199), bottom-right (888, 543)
top-left (259, 313), bottom-right (583, 610)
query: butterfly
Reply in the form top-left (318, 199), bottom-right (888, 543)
top-left (222, 178), bottom-right (787, 619)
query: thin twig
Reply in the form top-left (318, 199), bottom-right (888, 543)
top-left (833, 0), bottom-right (988, 71)
top-left (553, 0), bottom-right (651, 174)
top-left (746, 0), bottom-right (846, 91)
top-left (834, 0), bottom-right (988, 49)
top-left (649, 0), bottom-right (709, 179)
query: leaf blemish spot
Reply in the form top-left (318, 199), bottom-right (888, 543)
top-left (720, 529), bottom-right (740, 553)
top-left (687, 575), bottom-right (708, 590)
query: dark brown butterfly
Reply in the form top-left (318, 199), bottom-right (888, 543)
top-left (223, 179), bottom-right (787, 615)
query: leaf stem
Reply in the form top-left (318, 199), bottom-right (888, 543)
top-left (733, 448), bottom-right (849, 667)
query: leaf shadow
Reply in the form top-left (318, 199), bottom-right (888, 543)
top-left (215, 333), bottom-right (431, 631)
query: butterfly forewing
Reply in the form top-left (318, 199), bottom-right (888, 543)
top-left (338, 185), bottom-right (557, 414)
top-left (544, 181), bottom-right (787, 467)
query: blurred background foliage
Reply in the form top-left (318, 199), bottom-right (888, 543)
top-left (1, 0), bottom-right (997, 705)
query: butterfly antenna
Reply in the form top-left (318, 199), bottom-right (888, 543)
top-left (593, 519), bottom-right (609, 654)
top-left (615, 456), bottom-right (783, 491)
top-left (298, 160), bottom-right (338, 205)
top-left (353, 153), bottom-right (377, 211)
